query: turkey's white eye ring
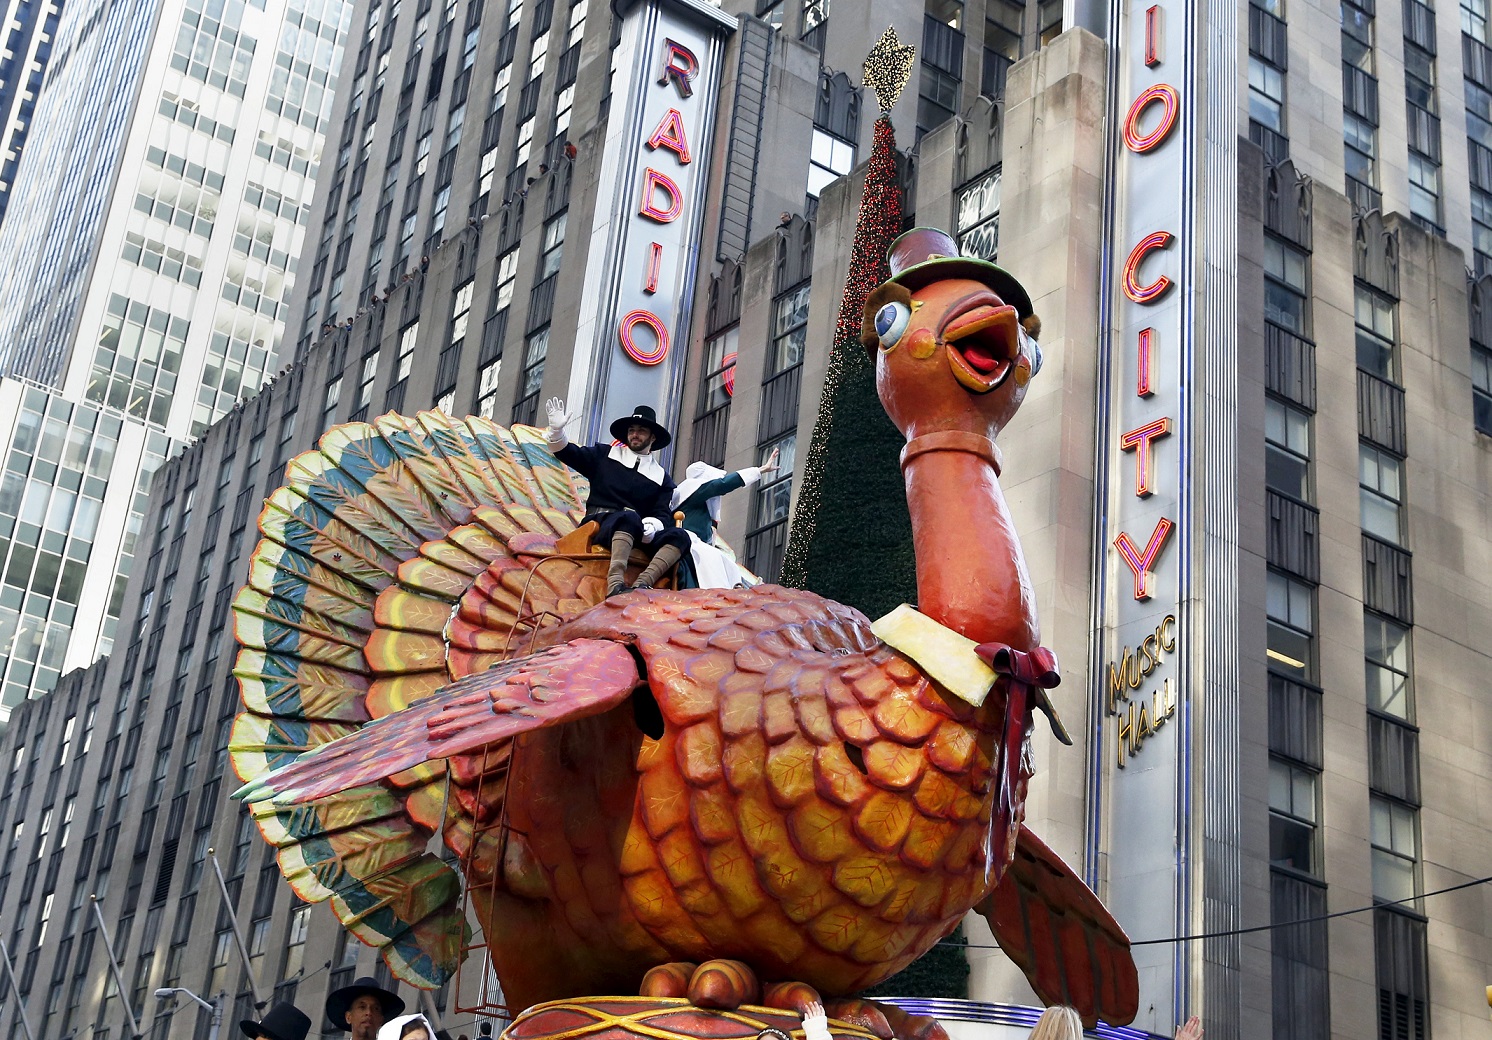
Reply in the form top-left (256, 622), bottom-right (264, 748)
top-left (874, 300), bottom-right (912, 350)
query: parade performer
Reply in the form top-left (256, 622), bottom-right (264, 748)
top-left (670, 447), bottom-right (778, 588)
top-left (325, 977), bottom-right (405, 1040)
top-left (544, 396), bottom-right (691, 595)
top-left (378, 1013), bottom-right (441, 1040)
top-left (238, 1003), bottom-right (311, 1040)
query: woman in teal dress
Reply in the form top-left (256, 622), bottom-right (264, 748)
top-left (670, 447), bottom-right (779, 587)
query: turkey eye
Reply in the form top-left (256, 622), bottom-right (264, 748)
top-left (874, 301), bottom-right (911, 350)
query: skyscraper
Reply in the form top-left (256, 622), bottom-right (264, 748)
top-left (0, 0), bottom-right (63, 225)
top-left (0, 0), bottom-right (354, 717)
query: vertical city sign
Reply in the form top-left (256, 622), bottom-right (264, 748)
top-left (569, 0), bottom-right (735, 446)
top-left (1091, 0), bottom-right (1192, 1032)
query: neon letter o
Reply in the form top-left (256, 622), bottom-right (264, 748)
top-left (619, 309), bottom-right (670, 364)
top-left (1123, 83), bottom-right (1179, 153)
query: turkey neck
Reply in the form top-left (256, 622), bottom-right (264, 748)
top-left (900, 430), bottom-right (1039, 649)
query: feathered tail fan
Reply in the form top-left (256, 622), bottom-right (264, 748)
top-left (229, 412), bottom-right (594, 986)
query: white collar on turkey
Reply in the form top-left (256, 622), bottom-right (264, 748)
top-left (608, 443), bottom-right (665, 485)
top-left (870, 604), bottom-right (995, 707)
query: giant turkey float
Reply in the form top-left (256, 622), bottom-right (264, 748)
top-left (227, 32), bottom-right (1140, 1040)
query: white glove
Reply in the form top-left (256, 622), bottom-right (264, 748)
top-left (641, 517), bottom-right (663, 543)
top-left (547, 396), bottom-right (580, 428)
top-left (544, 396), bottom-right (575, 445)
top-left (801, 1002), bottom-right (830, 1040)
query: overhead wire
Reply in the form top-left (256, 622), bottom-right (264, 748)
top-left (935, 874), bottom-right (1492, 949)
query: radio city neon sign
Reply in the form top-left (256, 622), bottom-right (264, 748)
top-left (1113, 6), bottom-right (1179, 602)
top-left (618, 40), bottom-right (700, 367)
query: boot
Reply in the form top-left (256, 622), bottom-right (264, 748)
top-left (607, 530), bottom-right (634, 596)
top-left (632, 543), bottom-right (682, 590)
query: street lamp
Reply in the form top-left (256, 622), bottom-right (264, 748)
top-left (154, 987), bottom-right (223, 1040)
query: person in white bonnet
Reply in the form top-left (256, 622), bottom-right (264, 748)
top-left (670, 448), bottom-right (778, 588)
top-left (376, 1012), bottom-right (439, 1040)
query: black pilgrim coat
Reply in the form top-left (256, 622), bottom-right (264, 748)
top-left (554, 442), bottom-right (678, 526)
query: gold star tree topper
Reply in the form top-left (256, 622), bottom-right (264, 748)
top-left (863, 26), bottom-right (916, 113)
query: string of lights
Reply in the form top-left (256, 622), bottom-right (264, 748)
top-left (780, 110), bottom-right (903, 588)
top-left (934, 874), bottom-right (1492, 949)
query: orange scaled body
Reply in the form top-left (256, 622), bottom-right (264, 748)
top-left (461, 584), bottom-right (1019, 1009)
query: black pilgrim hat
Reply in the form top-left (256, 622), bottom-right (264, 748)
top-left (324, 976), bottom-right (406, 1028)
top-left (608, 404), bottom-right (672, 450)
top-left (239, 1003), bottom-right (312, 1040)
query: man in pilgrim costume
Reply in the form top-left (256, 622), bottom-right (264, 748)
top-left (240, 1003), bottom-right (312, 1040)
top-left (545, 397), bottom-right (693, 596)
top-left (670, 447), bottom-right (778, 588)
top-left (325, 976), bottom-right (406, 1040)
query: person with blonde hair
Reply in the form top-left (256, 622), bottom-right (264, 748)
top-left (1028, 1006), bottom-right (1084, 1040)
top-left (1027, 1007), bottom-right (1202, 1040)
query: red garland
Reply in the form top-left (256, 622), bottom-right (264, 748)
top-left (834, 115), bottom-right (903, 367)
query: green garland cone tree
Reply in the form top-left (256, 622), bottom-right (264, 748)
top-left (779, 112), bottom-right (915, 619)
top-left (781, 28), bottom-right (970, 999)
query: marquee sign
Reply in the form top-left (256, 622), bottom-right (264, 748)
top-left (568, 0), bottom-right (735, 446)
top-left (1091, 0), bottom-right (1196, 1032)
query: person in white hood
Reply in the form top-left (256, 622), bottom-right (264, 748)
top-left (670, 448), bottom-right (779, 589)
top-left (377, 1012), bottom-right (439, 1040)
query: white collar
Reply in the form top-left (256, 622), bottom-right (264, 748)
top-left (608, 442), bottom-right (665, 485)
top-left (870, 604), bottom-right (995, 707)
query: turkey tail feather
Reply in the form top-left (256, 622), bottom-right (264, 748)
top-left (230, 412), bottom-right (589, 988)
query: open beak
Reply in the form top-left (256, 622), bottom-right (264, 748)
top-left (941, 296), bottom-right (1022, 393)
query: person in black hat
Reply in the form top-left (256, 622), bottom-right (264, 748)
top-left (325, 976), bottom-right (406, 1040)
top-left (544, 397), bottom-right (692, 596)
top-left (240, 1003), bottom-right (312, 1040)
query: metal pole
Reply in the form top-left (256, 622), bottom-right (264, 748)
top-left (208, 992), bottom-right (223, 1040)
top-left (90, 895), bottom-right (143, 1039)
top-left (207, 847), bottom-right (266, 1006)
top-left (0, 939), bottom-right (36, 1040)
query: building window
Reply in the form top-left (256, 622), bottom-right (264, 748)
top-left (1343, 111), bottom-right (1377, 187)
top-left (745, 434), bottom-right (797, 581)
top-left (699, 328), bottom-right (738, 416)
top-left (1407, 153), bottom-right (1441, 230)
top-left (1358, 443), bottom-right (1403, 543)
top-left (1472, 342), bottom-right (1492, 433)
top-left (451, 281), bottom-right (474, 347)
top-left (807, 128), bottom-right (854, 199)
top-left (1266, 570), bottom-right (1315, 682)
top-left (356, 351), bottom-right (378, 409)
top-left (1374, 909), bottom-right (1430, 1040)
top-left (956, 169), bottom-right (1000, 260)
top-left (769, 283), bottom-right (811, 377)
top-left (1266, 398), bottom-right (1312, 500)
top-left (395, 322), bottom-right (419, 382)
top-left (917, 66), bottom-right (960, 139)
top-left (1465, 0), bottom-right (1491, 42)
top-left (1037, 0), bottom-right (1062, 42)
top-left (540, 213), bottom-right (566, 278)
top-left (1249, 56), bottom-right (1285, 134)
top-left (494, 248), bottom-right (519, 311)
top-left (1268, 758), bottom-right (1319, 874)
top-left (1369, 795), bottom-right (1418, 903)
top-left (513, 327), bottom-right (548, 425)
top-left (476, 360), bottom-right (502, 418)
top-left (1342, 1), bottom-right (1374, 69)
top-left (1354, 284), bottom-right (1396, 380)
top-left (1364, 614), bottom-right (1413, 720)
top-left (1264, 236), bottom-right (1309, 335)
top-left (322, 377), bottom-right (342, 427)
